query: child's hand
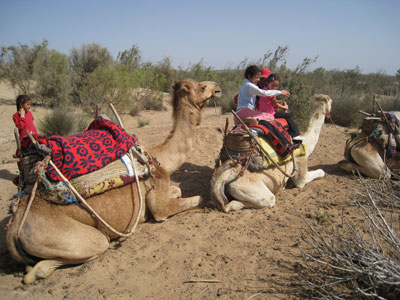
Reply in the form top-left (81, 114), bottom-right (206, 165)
top-left (19, 108), bottom-right (25, 117)
top-left (281, 90), bottom-right (290, 97)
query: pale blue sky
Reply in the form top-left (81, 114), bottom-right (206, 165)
top-left (1, 0), bottom-right (399, 75)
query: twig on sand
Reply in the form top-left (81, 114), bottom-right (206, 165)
top-left (184, 279), bottom-right (221, 283)
top-left (191, 286), bottom-right (209, 300)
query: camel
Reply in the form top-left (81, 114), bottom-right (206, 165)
top-left (6, 79), bottom-right (222, 284)
top-left (211, 94), bottom-right (332, 212)
top-left (338, 112), bottom-right (400, 178)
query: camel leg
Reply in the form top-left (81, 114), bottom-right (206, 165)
top-left (145, 165), bottom-right (202, 221)
top-left (147, 189), bottom-right (202, 222)
top-left (291, 156), bottom-right (325, 189)
top-left (294, 169), bottom-right (325, 189)
top-left (18, 216), bottom-right (110, 284)
top-left (24, 260), bottom-right (65, 284)
top-left (225, 179), bottom-right (276, 212)
top-left (169, 186), bottom-right (182, 198)
top-left (338, 160), bottom-right (386, 179)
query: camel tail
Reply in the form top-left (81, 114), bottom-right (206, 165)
top-left (210, 162), bottom-right (237, 212)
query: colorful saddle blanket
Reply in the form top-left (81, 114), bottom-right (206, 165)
top-left (249, 118), bottom-right (295, 159)
top-left (21, 116), bottom-right (138, 181)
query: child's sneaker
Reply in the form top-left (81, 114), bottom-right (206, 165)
top-left (292, 135), bottom-right (304, 141)
top-left (292, 135), bottom-right (304, 144)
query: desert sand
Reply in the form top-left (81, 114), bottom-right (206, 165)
top-left (0, 80), bottom-right (362, 299)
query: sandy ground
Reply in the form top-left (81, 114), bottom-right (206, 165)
top-left (0, 80), bottom-right (364, 299)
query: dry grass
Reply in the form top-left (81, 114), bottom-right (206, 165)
top-left (297, 174), bottom-right (400, 299)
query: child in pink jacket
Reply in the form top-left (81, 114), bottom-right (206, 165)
top-left (258, 70), bottom-right (303, 142)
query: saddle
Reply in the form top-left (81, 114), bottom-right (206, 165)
top-left (220, 119), bottom-right (305, 172)
top-left (15, 117), bottom-right (155, 205)
top-left (360, 114), bottom-right (400, 158)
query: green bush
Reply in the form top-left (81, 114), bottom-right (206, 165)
top-left (137, 119), bottom-right (149, 127)
top-left (129, 102), bottom-right (143, 116)
top-left (79, 66), bottom-right (133, 117)
top-left (69, 43), bottom-right (114, 105)
top-left (0, 40), bottom-right (48, 95)
top-left (33, 49), bottom-right (71, 107)
top-left (39, 107), bottom-right (89, 137)
top-left (133, 89), bottom-right (165, 111)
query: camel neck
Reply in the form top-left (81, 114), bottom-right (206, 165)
top-left (303, 105), bottom-right (326, 158)
top-left (150, 101), bottom-right (201, 174)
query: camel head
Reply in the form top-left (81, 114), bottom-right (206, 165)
top-left (313, 94), bottom-right (333, 116)
top-left (172, 79), bottom-right (222, 115)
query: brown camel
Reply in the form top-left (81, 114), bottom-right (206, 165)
top-left (6, 79), bottom-right (222, 284)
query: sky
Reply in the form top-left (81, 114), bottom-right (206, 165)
top-left (1, 0), bottom-right (399, 75)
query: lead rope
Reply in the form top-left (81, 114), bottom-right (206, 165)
top-left (16, 155), bottom-right (50, 239)
top-left (109, 103), bottom-right (143, 235)
top-left (325, 113), bottom-right (349, 136)
top-left (232, 110), bottom-right (295, 178)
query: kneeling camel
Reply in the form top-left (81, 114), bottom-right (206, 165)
top-left (211, 94), bottom-right (332, 212)
top-left (6, 79), bottom-right (222, 284)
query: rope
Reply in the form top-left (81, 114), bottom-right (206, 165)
top-left (16, 155), bottom-right (51, 239)
top-left (231, 110), bottom-right (295, 178)
top-left (326, 113), bottom-right (348, 136)
top-left (109, 103), bottom-right (143, 235)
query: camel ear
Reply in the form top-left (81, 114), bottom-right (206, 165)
top-left (173, 80), bottom-right (190, 93)
top-left (172, 80), bottom-right (181, 91)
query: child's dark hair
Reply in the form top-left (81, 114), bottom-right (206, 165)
top-left (16, 95), bottom-right (31, 111)
top-left (266, 73), bottom-right (280, 84)
top-left (244, 65), bottom-right (261, 79)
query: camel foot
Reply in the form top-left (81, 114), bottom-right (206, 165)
top-left (24, 259), bottom-right (64, 284)
top-left (25, 265), bottom-right (33, 273)
top-left (169, 186), bottom-right (182, 198)
top-left (224, 200), bottom-right (246, 213)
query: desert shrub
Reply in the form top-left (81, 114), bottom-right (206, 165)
top-left (39, 106), bottom-right (89, 136)
top-left (137, 119), bottom-right (149, 127)
top-left (274, 56), bottom-right (317, 131)
top-left (133, 89), bottom-right (165, 111)
top-left (70, 43), bottom-right (113, 75)
top-left (183, 59), bottom-right (218, 82)
top-left (69, 43), bottom-right (114, 104)
top-left (79, 66), bottom-right (133, 117)
top-left (33, 48), bottom-right (71, 107)
top-left (117, 44), bottom-right (141, 72)
top-left (129, 102), bottom-right (143, 116)
top-left (153, 56), bottom-right (177, 92)
top-left (214, 69), bottom-right (242, 114)
top-left (0, 40), bottom-right (49, 95)
top-left (298, 175), bottom-right (400, 299)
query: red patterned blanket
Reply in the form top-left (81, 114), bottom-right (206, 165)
top-left (21, 116), bottom-right (138, 181)
top-left (249, 118), bottom-right (296, 158)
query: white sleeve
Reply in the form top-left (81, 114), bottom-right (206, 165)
top-left (248, 83), bottom-right (282, 97)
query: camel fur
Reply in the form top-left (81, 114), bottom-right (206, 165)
top-left (6, 79), bottom-right (222, 284)
top-left (211, 94), bottom-right (332, 212)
